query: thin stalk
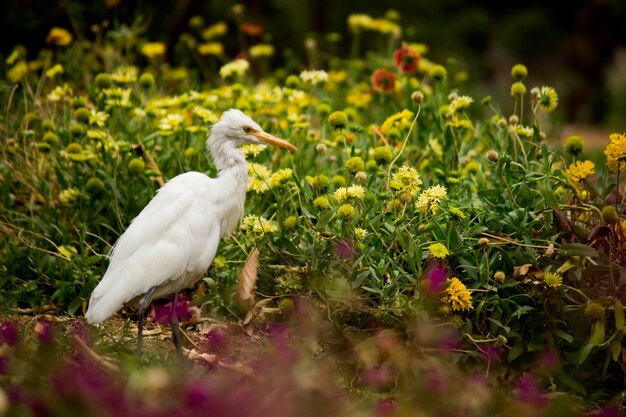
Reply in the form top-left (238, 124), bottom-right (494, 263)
top-left (386, 105), bottom-right (421, 185)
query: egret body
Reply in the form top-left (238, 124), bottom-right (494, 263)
top-left (85, 109), bottom-right (296, 352)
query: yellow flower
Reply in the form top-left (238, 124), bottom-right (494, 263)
top-left (332, 185), bottom-right (365, 203)
top-left (46, 27), bottom-right (73, 46)
top-left (45, 64), bottom-right (64, 78)
top-left (354, 228), bottom-right (367, 241)
top-left (604, 133), bottom-right (626, 173)
top-left (429, 243), bottom-right (449, 259)
top-left (442, 277), bottom-right (473, 312)
top-left (567, 160), bottom-right (596, 184)
top-left (247, 162), bottom-right (272, 193)
top-left (219, 59), bottom-right (250, 79)
top-left (249, 44), bottom-right (275, 58)
top-left (446, 117), bottom-right (472, 129)
top-left (58, 188), bottom-right (80, 205)
top-left (381, 109), bottom-right (413, 136)
top-left (111, 66), bottom-right (139, 83)
top-left (543, 272), bottom-right (563, 288)
top-left (537, 86), bottom-right (558, 112)
top-left (8, 61), bottom-right (28, 82)
top-left (415, 185), bottom-right (447, 214)
top-left (269, 168), bottom-right (293, 187)
top-left (241, 144), bottom-right (266, 158)
top-left (241, 215), bottom-right (279, 236)
top-left (201, 21), bottom-right (228, 40)
top-left (448, 95), bottom-right (473, 114)
top-left (348, 14), bottom-right (373, 33)
top-left (299, 70), bottom-right (329, 85)
top-left (192, 106), bottom-right (218, 124)
top-left (141, 42), bottom-right (166, 59)
top-left (390, 165), bottom-right (421, 197)
top-left (337, 204), bottom-right (356, 219)
top-left (198, 42), bottom-right (224, 56)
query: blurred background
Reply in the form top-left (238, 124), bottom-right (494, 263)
top-left (3, 0), bottom-right (626, 136)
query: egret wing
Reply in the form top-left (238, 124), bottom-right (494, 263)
top-left (85, 172), bottom-right (222, 324)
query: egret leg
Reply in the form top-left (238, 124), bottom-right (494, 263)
top-left (170, 292), bottom-right (182, 357)
top-left (137, 286), bottom-right (157, 356)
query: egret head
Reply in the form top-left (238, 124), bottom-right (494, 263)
top-left (209, 109), bottom-right (297, 151)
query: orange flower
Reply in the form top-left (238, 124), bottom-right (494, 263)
top-left (394, 45), bottom-right (420, 73)
top-left (240, 22), bottom-right (264, 37)
top-left (371, 69), bottom-right (396, 93)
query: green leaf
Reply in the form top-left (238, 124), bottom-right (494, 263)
top-left (558, 243), bottom-right (598, 258)
top-left (615, 300), bottom-right (624, 329)
top-left (507, 343), bottom-right (525, 362)
top-left (555, 329), bottom-right (574, 344)
top-left (578, 343), bottom-right (596, 364)
top-left (555, 370), bottom-right (586, 395)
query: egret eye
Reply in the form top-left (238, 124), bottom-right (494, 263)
top-left (243, 126), bottom-right (252, 134)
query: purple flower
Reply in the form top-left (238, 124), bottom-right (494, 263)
top-left (0, 356), bottom-right (7, 375)
top-left (205, 327), bottom-right (227, 352)
top-left (0, 320), bottom-right (19, 346)
top-left (481, 344), bottom-right (501, 363)
top-left (516, 373), bottom-right (546, 407)
top-left (150, 295), bottom-right (191, 324)
top-left (333, 238), bottom-right (355, 261)
top-left (375, 397), bottom-right (397, 417)
top-left (35, 319), bottom-right (54, 343)
top-left (424, 262), bottom-right (448, 293)
top-left (267, 323), bottom-right (289, 344)
top-left (537, 349), bottom-right (560, 373)
top-left (360, 365), bottom-right (393, 386)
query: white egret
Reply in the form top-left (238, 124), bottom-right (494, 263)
top-left (85, 109), bottom-right (297, 353)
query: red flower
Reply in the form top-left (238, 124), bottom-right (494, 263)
top-left (393, 45), bottom-right (420, 73)
top-left (371, 69), bottom-right (396, 93)
top-left (240, 22), bottom-right (264, 37)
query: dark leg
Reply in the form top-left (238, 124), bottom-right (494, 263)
top-left (170, 292), bottom-right (182, 357)
top-left (137, 286), bottom-right (157, 356)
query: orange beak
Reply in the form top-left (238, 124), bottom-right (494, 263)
top-left (252, 130), bottom-right (297, 152)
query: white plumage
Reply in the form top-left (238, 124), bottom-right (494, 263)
top-left (85, 109), bottom-right (296, 326)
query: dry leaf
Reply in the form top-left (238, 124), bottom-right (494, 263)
top-left (236, 247), bottom-right (259, 310)
top-left (513, 264), bottom-right (532, 278)
top-left (544, 243), bottom-right (555, 257)
top-left (243, 298), bottom-right (273, 325)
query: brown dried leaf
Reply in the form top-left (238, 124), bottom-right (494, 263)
top-left (513, 264), bottom-right (532, 278)
top-left (236, 247), bottom-right (259, 310)
top-left (544, 243), bottom-right (555, 257)
top-left (242, 298), bottom-right (273, 325)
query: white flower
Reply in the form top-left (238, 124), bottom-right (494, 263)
top-left (299, 70), bottom-right (329, 85)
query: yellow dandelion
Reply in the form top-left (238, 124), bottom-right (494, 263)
top-left (442, 278), bottom-right (473, 312)
top-left (543, 272), bottom-right (563, 288)
top-left (141, 42), bottom-right (166, 59)
top-left (429, 243), bottom-right (449, 259)
top-left (604, 133), bottom-right (626, 174)
top-left (198, 42), bottom-right (224, 56)
top-left (566, 160), bottom-right (596, 184)
top-left (269, 168), bottom-right (293, 187)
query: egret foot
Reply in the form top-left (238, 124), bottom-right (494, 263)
top-left (170, 293), bottom-right (183, 359)
top-left (137, 286), bottom-right (157, 356)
